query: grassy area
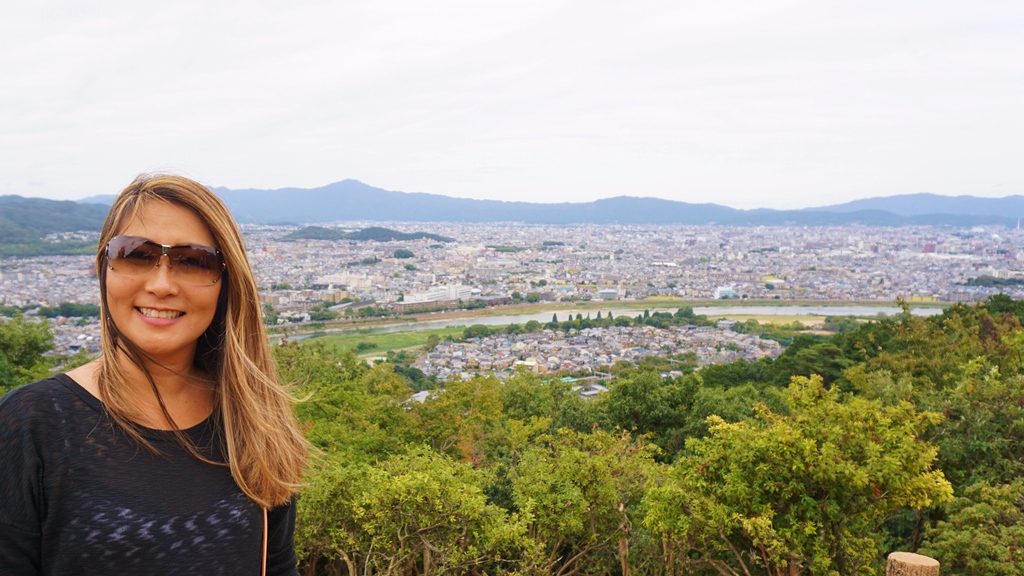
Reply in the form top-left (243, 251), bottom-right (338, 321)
top-left (704, 313), bottom-right (828, 327)
top-left (312, 326), bottom-right (465, 356)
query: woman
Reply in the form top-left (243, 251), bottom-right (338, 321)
top-left (0, 174), bottom-right (308, 575)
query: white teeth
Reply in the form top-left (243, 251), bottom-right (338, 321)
top-left (138, 307), bottom-right (184, 319)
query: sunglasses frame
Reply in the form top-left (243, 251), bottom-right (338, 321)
top-left (106, 235), bottom-right (226, 285)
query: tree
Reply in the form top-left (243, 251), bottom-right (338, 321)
top-left (393, 248), bottom-right (414, 259)
top-left (0, 316), bottom-right (55, 393)
top-left (919, 480), bottom-right (1024, 575)
top-left (262, 303), bottom-right (279, 326)
top-left (307, 305), bottom-right (339, 321)
top-left (644, 375), bottom-right (953, 576)
top-left (296, 449), bottom-right (532, 576)
top-left (35, 302), bottom-right (100, 318)
top-left (599, 370), bottom-right (688, 456)
top-left (525, 292), bottom-right (541, 303)
top-left (276, 342), bottom-right (412, 459)
top-left (463, 324), bottom-right (493, 339)
top-left (551, 313), bottom-right (558, 323)
top-left (410, 375), bottom-right (503, 461)
top-left (512, 429), bottom-right (663, 576)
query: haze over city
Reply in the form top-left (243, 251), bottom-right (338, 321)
top-left (3, 1), bottom-right (1023, 209)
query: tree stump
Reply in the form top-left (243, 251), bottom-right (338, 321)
top-left (887, 552), bottom-right (939, 576)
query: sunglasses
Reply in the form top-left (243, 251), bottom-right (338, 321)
top-left (106, 235), bottom-right (225, 285)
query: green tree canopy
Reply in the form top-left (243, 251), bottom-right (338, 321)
top-left (644, 375), bottom-right (953, 576)
top-left (0, 317), bottom-right (54, 393)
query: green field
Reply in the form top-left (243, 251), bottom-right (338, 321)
top-left (312, 326), bottom-right (466, 356)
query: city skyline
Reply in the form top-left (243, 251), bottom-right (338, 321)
top-left (3, 1), bottom-right (1023, 209)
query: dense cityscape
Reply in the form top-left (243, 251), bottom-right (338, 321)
top-left (2, 222), bottom-right (1022, 365)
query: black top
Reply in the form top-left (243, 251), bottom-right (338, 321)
top-left (0, 375), bottom-right (299, 576)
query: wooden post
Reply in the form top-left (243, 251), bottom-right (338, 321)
top-left (887, 552), bottom-right (939, 576)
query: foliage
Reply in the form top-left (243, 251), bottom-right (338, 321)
top-left (0, 240), bottom-right (97, 258)
top-left (597, 370), bottom-right (691, 457)
top-left (262, 303), bottom-right (280, 326)
top-left (0, 317), bottom-right (55, 393)
top-left (644, 376), bottom-right (952, 576)
top-left (345, 226), bottom-right (453, 242)
top-left (276, 342), bottom-right (413, 459)
top-left (393, 248), bottom-right (414, 259)
top-left (0, 195), bottom-right (106, 251)
top-left (463, 324), bottom-right (493, 339)
top-left (822, 315), bottom-right (862, 334)
top-left (35, 302), bottom-right (101, 318)
top-left (499, 371), bottom-right (596, 434)
top-left (408, 375), bottom-right (504, 461)
top-left (0, 305), bottom-right (25, 317)
top-left (14, 294), bottom-right (1024, 573)
top-left (963, 275), bottom-right (1024, 288)
top-left (512, 428), bottom-right (664, 576)
top-left (770, 335), bottom-right (859, 388)
top-left (296, 449), bottom-right (532, 576)
top-left (307, 302), bottom-right (339, 321)
top-left (681, 380), bottom-right (789, 440)
top-left (732, 318), bottom-right (815, 345)
top-left (281, 226), bottom-right (346, 241)
top-left (919, 480), bottom-right (1024, 575)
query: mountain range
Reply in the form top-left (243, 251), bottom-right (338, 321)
top-left (0, 179), bottom-right (1010, 234)
top-left (69, 180), bottom-right (1024, 228)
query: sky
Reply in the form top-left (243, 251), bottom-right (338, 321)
top-left (2, 1), bottom-right (1022, 210)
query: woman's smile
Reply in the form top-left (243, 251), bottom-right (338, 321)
top-left (137, 307), bottom-right (185, 320)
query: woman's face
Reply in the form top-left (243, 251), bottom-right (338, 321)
top-left (105, 201), bottom-right (223, 369)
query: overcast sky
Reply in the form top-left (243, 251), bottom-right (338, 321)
top-left (2, 1), bottom-right (1022, 209)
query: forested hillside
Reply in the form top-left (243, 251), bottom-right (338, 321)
top-left (0, 196), bottom-right (105, 256)
top-left (4, 297), bottom-right (1024, 574)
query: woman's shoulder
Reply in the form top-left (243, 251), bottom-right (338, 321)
top-left (0, 374), bottom-right (99, 430)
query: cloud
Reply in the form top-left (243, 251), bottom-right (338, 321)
top-left (1, 0), bottom-right (1022, 208)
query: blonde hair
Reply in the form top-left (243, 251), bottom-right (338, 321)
top-left (96, 173), bottom-right (307, 508)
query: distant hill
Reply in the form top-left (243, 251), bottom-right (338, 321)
top-left (204, 180), bottom-right (1020, 226)
top-left (78, 194), bottom-right (118, 205)
top-left (0, 196), bottom-right (106, 256)
top-left (281, 226), bottom-right (347, 241)
top-left (282, 225), bottom-right (455, 242)
top-left (2, 182), bottom-right (1020, 239)
top-left (0, 196), bottom-right (108, 236)
top-left (345, 227), bottom-right (454, 242)
top-left (810, 193), bottom-right (1024, 218)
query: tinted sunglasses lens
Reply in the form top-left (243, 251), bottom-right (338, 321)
top-left (107, 236), bottom-right (223, 284)
top-left (108, 236), bottom-right (160, 275)
top-left (170, 246), bottom-right (222, 284)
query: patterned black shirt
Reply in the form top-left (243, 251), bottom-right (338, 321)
top-left (0, 375), bottom-right (299, 575)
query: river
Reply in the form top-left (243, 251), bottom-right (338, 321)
top-left (276, 304), bottom-right (943, 342)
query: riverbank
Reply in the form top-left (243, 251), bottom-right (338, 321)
top-left (271, 298), bottom-right (946, 342)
